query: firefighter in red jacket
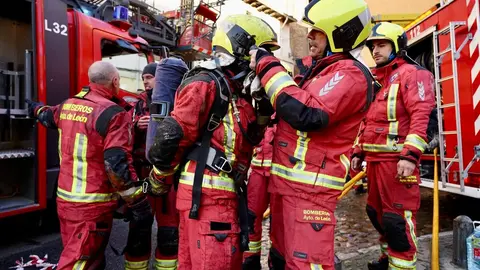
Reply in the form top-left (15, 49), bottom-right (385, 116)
top-left (248, 0), bottom-right (376, 269)
top-left (26, 61), bottom-right (153, 270)
top-left (125, 63), bottom-right (180, 270)
top-left (242, 123), bottom-right (276, 269)
top-left (146, 14), bottom-right (278, 270)
top-left (351, 22), bottom-right (436, 270)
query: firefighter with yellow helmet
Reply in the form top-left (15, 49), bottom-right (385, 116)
top-left (146, 14), bottom-right (278, 269)
top-left (248, 0), bottom-right (378, 269)
top-left (351, 22), bottom-right (435, 269)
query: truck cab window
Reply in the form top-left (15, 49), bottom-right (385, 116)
top-left (101, 39), bottom-right (148, 94)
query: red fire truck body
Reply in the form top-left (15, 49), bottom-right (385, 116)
top-left (404, 0), bottom-right (480, 198)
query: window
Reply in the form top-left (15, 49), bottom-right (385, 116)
top-left (101, 39), bottom-right (149, 94)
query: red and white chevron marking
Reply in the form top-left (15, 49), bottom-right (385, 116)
top-left (468, 0), bottom-right (480, 134)
top-left (192, 45), bottom-right (213, 56)
top-left (319, 71), bottom-right (344, 96)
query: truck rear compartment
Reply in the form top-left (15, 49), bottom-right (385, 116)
top-left (0, 0), bottom-right (37, 213)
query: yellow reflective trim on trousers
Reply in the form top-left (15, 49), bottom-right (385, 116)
top-left (405, 134), bottom-right (427, 152)
top-left (57, 187), bottom-right (114, 203)
top-left (270, 163), bottom-right (345, 190)
top-left (246, 240), bottom-right (262, 253)
top-left (310, 263), bottom-right (324, 270)
top-left (125, 259), bottom-right (149, 270)
top-left (179, 171), bottom-right (236, 192)
top-left (154, 258), bottom-right (178, 270)
top-left (72, 133), bottom-right (88, 194)
top-left (340, 154), bottom-right (350, 179)
top-left (265, 71), bottom-right (297, 104)
top-left (223, 104), bottom-right (236, 163)
top-left (58, 129), bottom-right (62, 163)
top-left (293, 131), bottom-right (310, 170)
top-left (73, 260), bottom-right (87, 270)
top-left (405, 210), bottom-right (418, 249)
top-left (389, 254), bottom-right (417, 269)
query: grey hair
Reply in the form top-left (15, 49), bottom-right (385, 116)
top-left (88, 61), bottom-right (119, 85)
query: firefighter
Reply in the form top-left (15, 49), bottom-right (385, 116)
top-left (351, 22), bottom-right (436, 270)
top-left (248, 0), bottom-right (376, 268)
top-left (124, 62), bottom-right (180, 270)
top-left (146, 14), bottom-right (279, 270)
top-left (26, 61), bottom-right (153, 270)
top-left (242, 122), bottom-right (276, 270)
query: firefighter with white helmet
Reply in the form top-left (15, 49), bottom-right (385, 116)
top-left (248, 0), bottom-right (378, 268)
top-left (352, 22), bottom-right (436, 269)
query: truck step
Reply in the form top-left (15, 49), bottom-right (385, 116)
top-left (0, 149), bottom-right (35, 159)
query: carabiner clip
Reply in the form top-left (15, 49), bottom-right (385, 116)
top-left (142, 181), bottom-right (149, 194)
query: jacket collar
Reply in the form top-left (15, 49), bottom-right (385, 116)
top-left (309, 53), bottom-right (352, 79)
top-left (88, 83), bottom-right (115, 100)
top-left (372, 57), bottom-right (407, 82)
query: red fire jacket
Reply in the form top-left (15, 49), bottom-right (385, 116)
top-left (254, 53), bottom-right (373, 206)
top-left (250, 125), bottom-right (275, 174)
top-left (147, 70), bottom-right (258, 210)
top-left (34, 84), bottom-right (141, 212)
top-left (353, 58), bottom-right (436, 164)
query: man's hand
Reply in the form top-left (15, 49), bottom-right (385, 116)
top-left (137, 115), bottom-right (150, 130)
top-left (351, 157), bottom-right (363, 171)
top-left (25, 99), bottom-right (44, 118)
top-left (397, 159), bottom-right (416, 178)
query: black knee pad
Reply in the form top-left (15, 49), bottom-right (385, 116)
top-left (157, 226), bottom-right (179, 256)
top-left (382, 212), bottom-right (411, 252)
top-left (125, 221), bottom-right (152, 257)
top-left (366, 205), bottom-right (384, 235)
top-left (268, 247), bottom-right (285, 270)
top-left (248, 209), bottom-right (257, 234)
top-left (243, 254), bottom-right (261, 270)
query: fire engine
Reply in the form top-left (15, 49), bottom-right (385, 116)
top-left (403, 0), bottom-right (480, 198)
top-left (0, 0), bottom-right (222, 220)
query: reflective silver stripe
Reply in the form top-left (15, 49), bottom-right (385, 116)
top-left (389, 255), bottom-right (416, 269)
top-left (362, 143), bottom-right (404, 153)
top-left (265, 71), bottom-right (297, 102)
top-left (405, 210), bottom-right (418, 249)
top-left (223, 104), bottom-right (236, 163)
top-left (270, 163), bottom-right (344, 190)
top-left (293, 131), bottom-right (310, 170)
top-left (387, 84), bottom-right (399, 122)
top-left (72, 133), bottom-right (88, 193)
top-left (58, 128), bottom-right (62, 163)
top-left (310, 264), bottom-right (323, 270)
top-left (118, 186), bottom-right (140, 197)
top-left (179, 172), bottom-right (236, 192)
top-left (125, 259), bottom-right (149, 270)
top-left (57, 187), bottom-right (114, 203)
top-left (405, 134), bottom-right (427, 152)
top-left (154, 258), bottom-right (177, 270)
top-left (252, 158), bottom-right (272, 167)
top-left (73, 260), bottom-right (87, 270)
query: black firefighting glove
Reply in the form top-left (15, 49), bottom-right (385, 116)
top-left (243, 254), bottom-right (261, 270)
top-left (25, 99), bottom-right (44, 118)
top-left (128, 195), bottom-right (153, 223)
top-left (255, 96), bottom-right (274, 125)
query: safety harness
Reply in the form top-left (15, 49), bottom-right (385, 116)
top-left (178, 67), bottom-right (251, 252)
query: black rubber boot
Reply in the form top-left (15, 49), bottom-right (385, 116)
top-left (367, 256), bottom-right (388, 270)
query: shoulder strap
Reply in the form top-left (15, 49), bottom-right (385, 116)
top-left (352, 61), bottom-right (382, 112)
top-left (188, 68), bottom-right (231, 220)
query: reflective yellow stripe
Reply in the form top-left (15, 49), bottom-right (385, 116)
top-left (405, 134), bottom-right (427, 152)
top-left (310, 263), bottom-right (323, 270)
top-left (125, 259), bottom-right (149, 270)
top-left (223, 104), bottom-right (236, 163)
top-left (72, 133), bottom-right (88, 194)
top-left (58, 128), bottom-right (62, 163)
top-left (153, 165), bottom-right (179, 176)
top-left (154, 258), bottom-right (178, 270)
top-left (246, 240), bottom-right (262, 253)
top-left (73, 260), bottom-right (87, 270)
top-left (251, 158), bottom-right (272, 167)
top-left (265, 71), bottom-right (297, 103)
top-left (362, 143), bottom-right (404, 152)
top-left (179, 171), bottom-right (236, 192)
top-left (387, 84), bottom-right (399, 122)
top-left (57, 187), bottom-right (114, 203)
top-left (405, 210), bottom-right (418, 249)
top-left (293, 131), bottom-right (310, 170)
top-left (340, 154), bottom-right (350, 179)
top-left (380, 242), bottom-right (389, 256)
top-left (270, 163), bottom-right (345, 190)
top-left (389, 254), bottom-right (416, 269)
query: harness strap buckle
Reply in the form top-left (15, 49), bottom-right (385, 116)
top-left (207, 114), bottom-right (222, 131)
top-left (213, 156), bottom-right (233, 174)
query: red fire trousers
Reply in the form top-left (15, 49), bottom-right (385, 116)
top-left (366, 161), bottom-right (420, 269)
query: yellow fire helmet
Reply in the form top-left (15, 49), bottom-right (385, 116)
top-left (302, 0), bottom-right (372, 53)
top-left (366, 22), bottom-right (408, 54)
top-left (212, 14), bottom-right (280, 60)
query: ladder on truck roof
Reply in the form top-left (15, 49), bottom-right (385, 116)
top-left (432, 21), bottom-right (478, 193)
